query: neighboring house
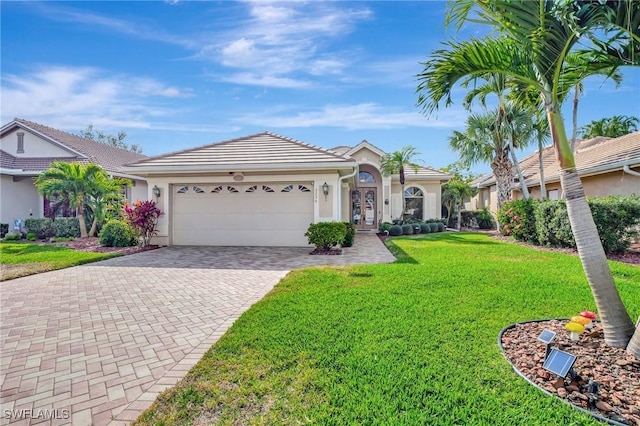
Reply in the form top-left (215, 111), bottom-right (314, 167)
top-left (467, 132), bottom-right (640, 212)
top-left (0, 118), bottom-right (148, 226)
top-left (121, 134), bottom-right (450, 247)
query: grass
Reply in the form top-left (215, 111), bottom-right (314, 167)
top-left (0, 241), bottom-right (118, 280)
top-left (134, 233), bottom-right (640, 425)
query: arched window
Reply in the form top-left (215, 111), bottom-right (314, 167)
top-left (404, 187), bottom-right (424, 220)
top-left (358, 171), bottom-right (376, 184)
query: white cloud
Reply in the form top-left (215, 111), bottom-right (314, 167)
top-left (0, 66), bottom-right (194, 131)
top-left (235, 103), bottom-right (468, 130)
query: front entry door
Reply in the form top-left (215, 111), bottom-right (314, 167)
top-left (351, 187), bottom-right (377, 230)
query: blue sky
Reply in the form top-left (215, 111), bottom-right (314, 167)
top-left (2, 1), bottom-right (639, 174)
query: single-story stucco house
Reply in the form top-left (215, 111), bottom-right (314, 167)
top-left (121, 133), bottom-right (451, 247)
top-left (467, 132), bottom-right (640, 212)
top-left (0, 118), bottom-right (148, 225)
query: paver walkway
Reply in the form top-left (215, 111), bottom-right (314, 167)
top-left (0, 234), bottom-right (394, 425)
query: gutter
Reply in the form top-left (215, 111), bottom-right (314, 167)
top-left (120, 161), bottom-right (358, 174)
top-left (336, 165), bottom-right (359, 222)
top-left (623, 164), bottom-right (640, 177)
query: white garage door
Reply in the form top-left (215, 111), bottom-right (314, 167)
top-left (172, 183), bottom-right (314, 246)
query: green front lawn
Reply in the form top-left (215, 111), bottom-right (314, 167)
top-left (135, 233), bottom-right (640, 425)
top-left (0, 241), bottom-right (118, 281)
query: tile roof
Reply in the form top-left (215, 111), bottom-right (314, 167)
top-left (1, 118), bottom-right (147, 174)
top-left (472, 132), bottom-right (640, 188)
top-left (125, 132), bottom-right (355, 170)
top-left (396, 166), bottom-right (451, 180)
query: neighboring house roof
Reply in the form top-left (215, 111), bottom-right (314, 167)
top-left (123, 132), bottom-right (356, 173)
top-left (0, 118), bottom-right (147, 175)
top-left (402, 166), bottom-right (452, 180)
top-left (472, 132), bottom-right (640, 188)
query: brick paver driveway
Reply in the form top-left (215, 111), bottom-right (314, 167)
top-left (1, 235), bottom-right (394, 425)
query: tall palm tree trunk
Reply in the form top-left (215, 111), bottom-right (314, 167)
top-left (509, 134), bottom-right (529, 199)
top-left (626, 321), bottom-right (640, 357)
top-left (548, 109), bottom-right (635, 350)
top-left (538, 140), bottom-right (547, 199)
top-left (491, 153), bottom-right (513, 210)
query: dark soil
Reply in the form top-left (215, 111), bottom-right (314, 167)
top-left (55, 237), bottom-right (159, 255)
top-left (501, 320), bottom-right (640, 425)
top-left (309, 247), bottom-right (343, 255)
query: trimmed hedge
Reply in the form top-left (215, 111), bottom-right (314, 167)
top-left (342, 222), bottom-right (356, 248)
top-left (499, 195), bottom-right (640, 254)
top-left (24, 218), bottom-right (55, 239)
top-left (52, 218), bottom-right (81, 238)
top-left (389, 225), bottom-right (403, 236)
top-left (420, 223), bottom-right (431, 234)
top-left (305, 222), bottom-right (347, 250)
top-left (428, 223), bottom-right (439, 233)
top-left (379, 222), bottom-right (392, 233)
top-left (402, 224), bottom-right (414, 235)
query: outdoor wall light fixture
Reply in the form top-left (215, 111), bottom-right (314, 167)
top-left (152, 185), bottom-right (161, 199)
top-left (384, 198), bottom-right (389, 205)
top-left (322, 182), bottom-right (329, 200)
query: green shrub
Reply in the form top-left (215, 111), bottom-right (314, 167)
top-left (420, 223), bottom-right (431, 234)
top-left (99, 220), bottom-right (138, 247)
top-left (0, 223), bottom-right (8, 238)
top-left (304, 222), bottom-right (347, 250)
top-left (342, 222), bottom-right (356, 248)
top-left (402, 224), bottom-right (414, 235)
top-left (379, 222), bottom-right (393, 233)
top-left (535, 196), bottom-right (640, 253)
top-left (52, 236), bottom-right (75, 242)
top-left (26, 233), bottom-right (37, 241)
top-left (428, 223), bottom-right (439, 233)
top-left (498, 199), bottom-right (539, 243)
top-left (437, 222), bottom-right (445, 232)
top-left (52, 218), bottom-right (81, 238)
top-left (389, 225), bottom-right (403, 236)
top-left (4, 233), bottom-right (21, 241)
top-left (412, 224), bottom-right (422, 234)
top-left (477, 208), bottom-right (494, 229)
top-left (24, 218), bottom-right (55, 239)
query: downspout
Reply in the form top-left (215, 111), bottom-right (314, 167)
top-left (623, 164), bottom-right (640, 177)
top-left (337, 164), bottom-right (359, 222)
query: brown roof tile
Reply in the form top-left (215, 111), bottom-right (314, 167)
top-left (1, 118), bottom-right (147, 174)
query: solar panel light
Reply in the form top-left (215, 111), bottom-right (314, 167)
top-left (537, 329), bottom-right (556, 360)
top-left (542, 348), bottom-right (577, 379)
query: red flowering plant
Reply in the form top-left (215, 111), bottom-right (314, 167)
top-left (496, 199), bottom-right (538, 243)
top-left (123, 200), bottom-right (163, 247)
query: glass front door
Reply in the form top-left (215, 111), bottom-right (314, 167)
top-left (352, 187), bottom-right (377, 230)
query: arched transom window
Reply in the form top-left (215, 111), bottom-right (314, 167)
top-left (404, 186), bottom-right (424, 220)
top-left (358, 171), bottom-right (376, 184)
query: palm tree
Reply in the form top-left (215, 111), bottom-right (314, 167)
top-left (416, 0), bottom-right (640, 355)
top-left (86, 173), bottom-right (131, 237)
top-left (380, 146), bottom-right (421, 221)
top-left (449, 110), bottom-right (515, 210)
top-left (35, 161), bottom-right (107, 238)
top-left (581, 115), bottom-right (639, 138)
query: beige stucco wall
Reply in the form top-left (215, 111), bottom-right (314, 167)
top-left (390, 180), bottom-right (442, 220)
top-left (350, 147), bottom-right (382, 167)
top-left (0, 175), bottom-right (41, 225)
top-left (0, 130), bottom-right (75, 158)
top-left (128, 179), bottom-right (149, 203)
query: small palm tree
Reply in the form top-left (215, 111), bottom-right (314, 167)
top-left (380, 146), bottom-right (421, 221)
top-left (85, 173), bottom-right (131, 237)
top-left (35, 162), bottom-right (108, 238)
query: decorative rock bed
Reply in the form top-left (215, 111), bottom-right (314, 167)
top-left (499, 319), bottom-right (640, 425)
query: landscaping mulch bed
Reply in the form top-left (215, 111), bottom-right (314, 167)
top-left (56, 237), bottom-right (159, 255)
top-left (501, 320), bottom-right (640, 425)
top-left (309, 247), bottom-right (343, 255)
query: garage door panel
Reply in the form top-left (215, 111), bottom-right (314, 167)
top-left (172, 183), bottom-right (314, 246)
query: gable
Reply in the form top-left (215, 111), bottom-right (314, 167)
top-left (0, 128), bottom-right (76, 158)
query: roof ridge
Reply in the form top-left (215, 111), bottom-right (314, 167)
top-left (262, 131), bottom-right (349, 159)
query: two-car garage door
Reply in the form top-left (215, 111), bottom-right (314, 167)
top-left (172, 183), bottom-right (314, 246)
